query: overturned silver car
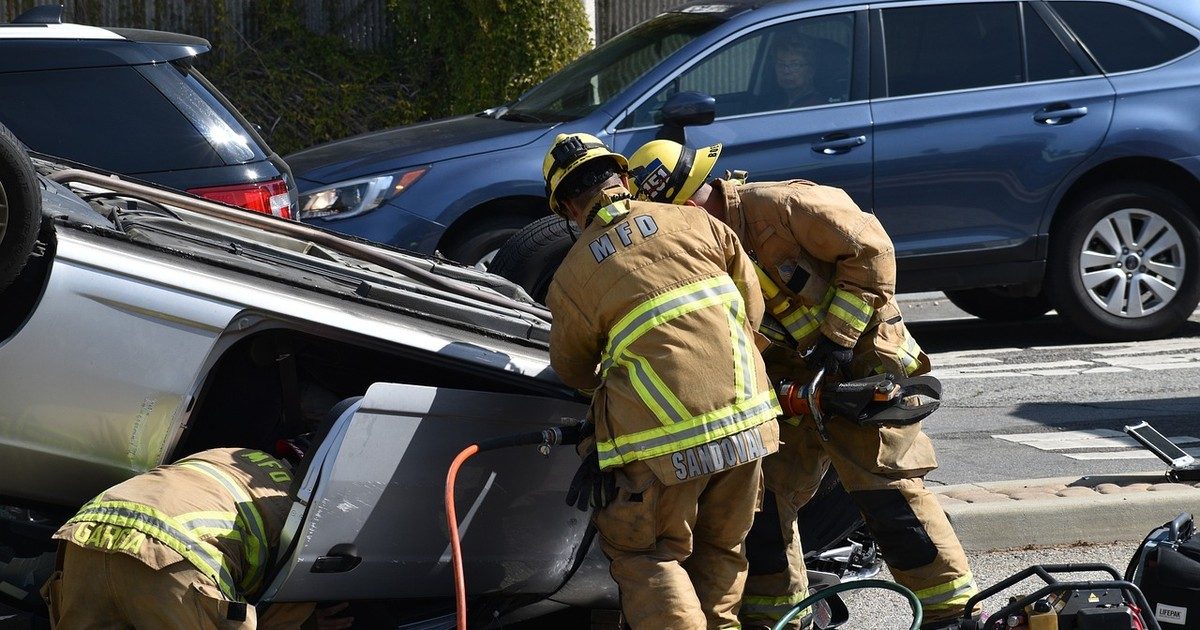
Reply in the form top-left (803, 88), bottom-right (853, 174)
top-left (0, 122), bottom-right (613, 625)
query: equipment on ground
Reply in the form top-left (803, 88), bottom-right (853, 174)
top-left (1124, 422), bottom-right (1200, 482)
top-left (960, 564), bottom-right (1160, 630)
top-left (776, 367), bottom-right (942, 440)
top-left (1127, 513), bottom-right (1200, 629)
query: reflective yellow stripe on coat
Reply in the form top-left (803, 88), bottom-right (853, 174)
top-left (596, 276), bottom-right (780, 469)
top-left (67, 499), bottom-right (243, 601)
top-left (176, 459), bottom-right (270, 596)
top-left (753, 263), bottom-right (835, 345)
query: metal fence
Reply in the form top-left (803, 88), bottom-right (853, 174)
top-left (1, 0), bottom-right (671, 47)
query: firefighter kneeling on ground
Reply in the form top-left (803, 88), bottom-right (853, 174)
top-left (627, 139), bottom-right (979, 630)
top-left (543, 132), bottom-right (783, 629)
top-left (42, 446), bottom-right (352, 629)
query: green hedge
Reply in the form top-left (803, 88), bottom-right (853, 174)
top-left (206, 0), bottom-right (590, 154)
top-left (3, 0), bottom-right (591, 155)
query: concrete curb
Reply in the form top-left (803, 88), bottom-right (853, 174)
top-left (931, 473), bottom-right (1200, 551)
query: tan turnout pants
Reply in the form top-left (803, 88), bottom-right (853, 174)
top-left (43, 543), bottom-right (312, 630)
top-left (741, 419), bottom-right (976, 628)
top-left (597, 457), bottom-right (763, 630)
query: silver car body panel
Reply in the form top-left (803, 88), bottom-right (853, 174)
top-left (0, 226), bottom-right (557, 506)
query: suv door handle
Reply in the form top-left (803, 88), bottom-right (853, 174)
top-left (1034, 105), bottom-right (1089, 125)
top-left (812, 134), bottom-right (867, 155)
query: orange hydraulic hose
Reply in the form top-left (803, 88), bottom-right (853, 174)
top-left (446, 444), bottom-right (480, 630)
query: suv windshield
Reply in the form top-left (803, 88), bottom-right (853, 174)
top-left (505, 12), bottom-right (723, 123)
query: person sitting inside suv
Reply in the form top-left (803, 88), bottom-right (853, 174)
top-left (769, 32), bottom-right (849, 109)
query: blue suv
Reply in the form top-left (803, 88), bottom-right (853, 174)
top-left (287, 0), bottom-right (1200, 340)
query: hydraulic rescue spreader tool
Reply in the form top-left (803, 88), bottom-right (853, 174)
top-left (775, 366), bottom-right (944, 440)
top-left (444, 424), bottom-right (583, 630)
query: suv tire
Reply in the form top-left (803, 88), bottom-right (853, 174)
top-left (490, 214), bottom-right (578, 302)
top-left (0, 122), bottom-right (41, 293)
top-left (442, 212), bottom-right (543, 268)
top-left (1048, 182), bottom-right (1200, 341)
top-left (944, 288), bottom-right (1051, 322)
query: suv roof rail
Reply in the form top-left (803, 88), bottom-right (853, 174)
top-left (12, 4), bottom-right (63, 25)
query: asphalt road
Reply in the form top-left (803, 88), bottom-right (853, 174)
top-left (899, 293), bottom-right (1200, 487)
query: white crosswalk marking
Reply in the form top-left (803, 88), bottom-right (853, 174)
top-left (992, 429), bottom-right (1200, 461)
top-left (1065, 448), bottom-right (1200, 461)
top-left (930, 337), bottom-right (1200, 379)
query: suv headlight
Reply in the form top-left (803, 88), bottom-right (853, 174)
top-left (298, 167), bottom-right (429, 221)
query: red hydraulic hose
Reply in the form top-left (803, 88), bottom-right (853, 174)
top-left (446, 444), bottom-right (480, 630)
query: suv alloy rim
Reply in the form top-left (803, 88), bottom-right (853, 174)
top-left (1078, 208), bottom-right (1184, 318)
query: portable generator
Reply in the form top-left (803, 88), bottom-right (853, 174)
top-left (960, 564), bottom-right (1159, 630)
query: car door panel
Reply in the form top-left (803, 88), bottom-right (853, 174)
top-left (611, 10), bottom-right (873, 209)
top-left (263, 383), bottom-right (590, 602)
top-left (869, 2), bottom-right (1115, 264)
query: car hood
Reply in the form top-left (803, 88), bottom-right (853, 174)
top-left (286, 114), bottom-right (559, 186)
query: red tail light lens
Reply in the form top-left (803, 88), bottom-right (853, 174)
top-left (187, 178), bottom-right (294, 219)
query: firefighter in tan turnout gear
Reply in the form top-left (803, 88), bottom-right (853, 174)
top-left (543, 132), bottom-right (782, 629)
top-left (43, 447), bottom-right (352, 630)
top-left (628, 139), bottom-right (978, 629)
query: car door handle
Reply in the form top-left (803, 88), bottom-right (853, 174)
top-left (1034, 105), bottom-right (1089, 125)
top-left (812, 135), bottom-right (867, 155)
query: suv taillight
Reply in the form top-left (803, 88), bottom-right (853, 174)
top-left (187, 178), bottom-right (294, 219)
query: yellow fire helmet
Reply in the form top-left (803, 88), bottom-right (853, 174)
top-left (628, 139), bottom-right (722, 204)
top-left (542, 132), bottom-right (629, 216)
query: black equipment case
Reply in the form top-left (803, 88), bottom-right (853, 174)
top-left (1128, 513), bottom-right (1200, 629)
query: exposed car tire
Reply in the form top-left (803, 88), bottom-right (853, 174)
top-left (0, 122), bottom-right (41, 294)
top-left (490, 214), bottom-right (579, 303)
top-left (1048, 182), bottom-right (1200, 341)
top-left (441, 212), bottom-right (543, 268)
top-left (943, 288), bottom-right (1051, 322)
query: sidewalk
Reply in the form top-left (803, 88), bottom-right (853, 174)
top-left (934, 472), bottom-right (1200, 550)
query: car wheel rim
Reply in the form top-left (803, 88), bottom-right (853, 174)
top-left (1078, 207), bottom-right (1184, 318)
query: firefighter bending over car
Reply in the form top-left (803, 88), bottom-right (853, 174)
top-left (543, 132), bottom-right (782, 629)
top-left (43, 447), bottom-right (352, 630)
top-left (627, 139), bottom-right (979, 630)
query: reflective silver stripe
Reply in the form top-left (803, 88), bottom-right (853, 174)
top-left (829, 294), bottom-right (872, 330)
top-left (602, 280), bottom-right (741, 376)
top-left (624, 351), bottom-right (688, 424)
top-left (72, 503), bottom-right (238, 599)
top-left (599, 397), bottom-right (778, 464)
top-left (921, 580), bottom-right (978, 608)
top-left (177, 460), bottom-right (268, 594)
top-left (728, 300), bottom-right (754, 401)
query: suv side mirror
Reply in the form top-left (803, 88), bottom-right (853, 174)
top-left (656, 91), bottom-right (716, 144)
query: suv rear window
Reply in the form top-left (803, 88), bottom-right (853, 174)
top-left (881, 3), bottom-right (1023, 97)
top-left (1050, 1), bottom-right (1199, 73)
top-left (0, 62), bottom-right (264, 174)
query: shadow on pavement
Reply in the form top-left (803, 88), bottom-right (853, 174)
top-left (906, 315), bottom-right (1200, 354)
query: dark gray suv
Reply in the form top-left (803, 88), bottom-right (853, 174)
top-left (0, 7), bottom-right (296, 218)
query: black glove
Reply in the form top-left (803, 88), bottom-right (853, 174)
top-left (565, 449), bottom-right (618, 512)
top-left (804, 335), bottom-right (854, 374)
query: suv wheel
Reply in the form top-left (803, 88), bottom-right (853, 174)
top-left (1048, 182), bottom-right (1200, 340)
top-left (944, 287), bottom-right (1051, 322)
top-left (0, 122), bottom-right (41, 293)
top-left (490, 215), bottom-right (578, 302)
top-left (442, 212), bottom-right (541, 268)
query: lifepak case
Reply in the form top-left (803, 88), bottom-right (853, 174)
top-left (1127, 512), bottom-right (1200, 628)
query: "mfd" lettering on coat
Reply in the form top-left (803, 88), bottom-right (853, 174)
top-left (590, 215), bottom-right (660, 263)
